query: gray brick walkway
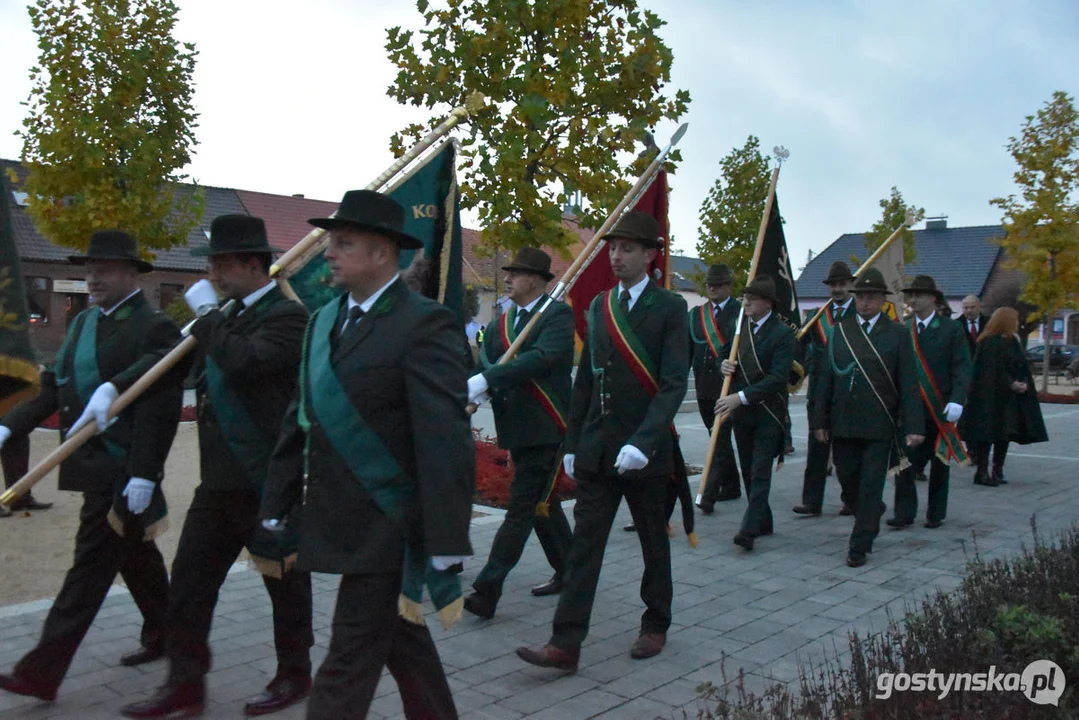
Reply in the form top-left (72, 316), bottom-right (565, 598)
top-left (2, 402), bottom-right (1077, 718)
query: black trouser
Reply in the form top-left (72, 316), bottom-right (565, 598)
top-left (472, 444), bottom-right (572, 602)
top-left (696, 394), bottom-right (741, 503)
top-left (165, 485), bottom-right (313, 687)
top-left (14, 490), bottom-right (169, 691)
top-left (733, 421), bottom-right (783, 537)
top-left (800, 430), bottom-right (839, 510)
top-left (307, 571), bottom-right (457, 720)
top-left (972, 441), bottom-right (1009, 478)
top-left (551, 467), bottom-right (671, 652)
top-left (894, 425), bottom-right (949, 523)
top-left (1, 431), bottom-right (29, 489)
top-left (833, 438), bottom-right (891, 554)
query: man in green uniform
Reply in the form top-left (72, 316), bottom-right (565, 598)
top-left (516, 212), bottom-right (689, 671)
top-left (809, 269), bottom-right (924, 567)
top-left (888, 275), bottom-right (972, 530)
top-left (794, 261), bottom-right (855, 517)
top-left (0, 231), bottom-right (183, 701)
top-left (716, 275), bottom-right (795, 551)
top-left (260, 190), bottom-right (474, 720)
top-left (689, 263), bottom-right (742, 512)
top-left (121, 216), bottom-right (313, 718)
top-left (463, 247), bottom-right (574, 618)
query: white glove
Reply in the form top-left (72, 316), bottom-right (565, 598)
top-left (70, 382), bottom-right (119, 434)
top-left (262, 518), bottom-right (285, 532)
top-left (614, 444), bottom-right (649, 474)
top-left (184, 279), bottom-right (219, 317)
top-left (0, 425), bottom-right (10, 451)
top-left (123, 477), bottom-right (155, 515)
top-left (432, 556), bottom-right (468, 571)
top-left (467, 374), bottom-right (489, 405)
top-left (563, 454), bottom-right (576, 479)
top-left (944, 402), bottom-right (963, 423)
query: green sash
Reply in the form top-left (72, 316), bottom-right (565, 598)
top-left (299, 299), bottom-right (462, 629)
top-left (56, 306), bottom-right (168, 538)
top-left (690, 303), bottom-right (727, 357)
top-left (909, 321), bottom-right (971, 466)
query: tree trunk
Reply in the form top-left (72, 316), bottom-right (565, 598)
top-left (1042, 313), bottom-right (1051, 393)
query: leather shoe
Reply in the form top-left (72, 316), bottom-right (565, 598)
top-left (7, 495), bottom-right (52, 511)
top-left (623, 522), bottom-right (636, 532)
top-left (716, 490), bottom-right (741, 502)
top-left (629, 632), bottom-right (666, 659)
top-left (516, 644), bottom-right (579, 672)
top-left (530, 575), bottom-right (562, 597)
top-left (924, 520), bottom-right (943, 529)
top-left (243, 673), bottom-right (311, 717)
top-left (0, 672), bottom-right (56, 702)
top-left (120, 644), bottom-right (164, 667)
top-left (886, 518), bottom-right (913, 529)
top-left (914, 471), bottom-right (928, 482)
top-left (733, 532), bottom-right (754, 551)
top-left (792, 505), bottom-right (822, 516)
top-left (696, 501), bottom-right (714, 515)
top-left (846, 552), bottom-right (867, 568)
top-left (973, 474), bottom-right (998, 487)
top-left (463, 592), bottom-right (496, 620)
top-left (120, 683), bottom-right (204, 719)
top-left (839, 503), bottom-right (853, 516)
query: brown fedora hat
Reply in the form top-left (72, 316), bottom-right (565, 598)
top-left (705, 263), bottom-right (734, 285)
top-left (308, 190), bottom-right (423, 249)
top-left (743, 274), bottom-right (779, 306)
top-left (502, 247), bottom-right (554, 281)
top-left (192, 214), bottom-right (283, 256)
top-left (823, 261), bottom-right (854, 284)
top-left (849, 268), bottom-right (889, 293)
top-left (68, 230), bottom-right (153, 273)
top-left (602, 211), bottom-right (664, 249)
top-left (901, 274), bottom-right (944, 301)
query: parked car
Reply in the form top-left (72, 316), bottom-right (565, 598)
top-left (1026, 344), bottom-right (1079, 370)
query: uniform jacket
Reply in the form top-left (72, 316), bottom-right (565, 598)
top-left (728, 313), bottom-right (796, 428)
top-left (906, 313), bottom-right (973, 430)
top-left (689, 297), bottom-right (741, 400)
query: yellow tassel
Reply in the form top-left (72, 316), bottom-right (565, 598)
top-left (535, 501), bottom-right (549, 518)
top-left (248, 553), bottom-right (284, 579)
top-left (398, 595), bottom-right (426, 627)
top-left (106, 508), bottom-right (124, 537)
top-left (687, 532), bottom-right (699, 549)
top-left (438, 596), bottom-right (464, 631)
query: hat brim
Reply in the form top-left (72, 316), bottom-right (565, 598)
top-left (901, 286), bottom-right (944, 301)
top-left (601, 231), bottom-right (664, 249)
top-left (308, 218), bottom-right (423, 250)
top-left (69, 255), bottom-right (154, 273)
top-left (189, 244), bottom-right (285, 257)
top-left (850, 285), bottom-right (889, 294)
top-left (743, 290), bottom-right (779, 306)
top-left (500, 262), bottom-right (554, 281)
top-left (823, 275), bottom-right (855, 285)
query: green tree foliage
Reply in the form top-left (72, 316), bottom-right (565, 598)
top-left (863, 186), bottom-right (924, 265)
top-left (991, 91), bottom-right (1079, 390)
top-left (462, 283), bottom-right (480, 320)
top-left (385, 0), bottom-right (690, 256)
top-left (696, 135), bottom-right (769, 293)
top-left (13, 0), bottom-right (202, 253)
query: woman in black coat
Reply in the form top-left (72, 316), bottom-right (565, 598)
top-left (960, 307), bottom-right (1048, 486)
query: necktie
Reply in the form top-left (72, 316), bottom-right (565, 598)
top-left (515, 308), bottom-right (529, 332)
top-left (619, 289), bottom-right (631, 315)
top-left (713, 303), bottom-right (720, 321)
top-left (751, 322), bottom-right (759, 335)
top-left (340, 305), bottom-right (364, 336)
top-left (834, 304), bottom-right (844, 322)
top-left (969, 320), bottom-right (977, 340)
top-left (862, 320), bottom-right (870, 334)
top-left (917, 320), bottom-right (925, 335)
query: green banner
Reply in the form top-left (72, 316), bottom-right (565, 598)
top-left (0, 171), bottom-right (38, 408)
top-left (288, 142), bottom-right (465, 324)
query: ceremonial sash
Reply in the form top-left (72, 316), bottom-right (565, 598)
top-left (814, 304), bottom-right (838, 346)
top-left (299, 300), bottom-right (462, 629)
top-left (55, 306), bottom-right (168, 538)
top-left (832, 321), bottom-right (910, 476)
top-left (736, 318), bottom-right (789, 434)
top-left (482, 304), bottom-right (567, 433)
top-left (689, 304), bottom-right (727, 357)
top-left (909, 322), bottom-right (971, 466)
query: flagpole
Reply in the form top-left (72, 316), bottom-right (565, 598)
top-left (795, 209), bottom-right (915, 341)
top-left (695, 147), bottom-right (787, 505)
top-left (0, 100), bottom-right (487, 510)
top-left (464, 124), bottom-right (687, 415)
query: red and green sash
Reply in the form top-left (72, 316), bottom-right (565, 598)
top-left (909, 321), bottom-right (971, 466)
top-left (599, 289), bottom-right (660, 396)
top-left (814, 304), bottom-right (838, 346)
top-left (690, 304), bottom-right (727, 357)
top-left (495, 306), bottom-right (567, 432)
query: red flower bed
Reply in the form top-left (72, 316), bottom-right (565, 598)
top-left (1038, 391), bottom-right (1079, 404)
top-left (473, 428), bottom-right (576, 509)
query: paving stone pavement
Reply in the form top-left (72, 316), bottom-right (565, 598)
top-left (1, 401), bottom-right (1077, 719)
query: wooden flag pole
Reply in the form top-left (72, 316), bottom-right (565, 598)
top-left (695, 147), bottom-right (788, 505)
top-left (795, 209), bottom-right (915, 341)
top-left (465, 124), bottom-right (688, 415)
top-left (1, 97), bottom-right (488, 509)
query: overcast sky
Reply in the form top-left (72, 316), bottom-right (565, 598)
top-left (1, 0), bottom-right (1076, 276)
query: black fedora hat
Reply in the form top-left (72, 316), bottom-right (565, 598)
top-left (68, 230), bottom-right (153, 273)
top-left (849, 268), bottom-right (889, 293)
top-left (902, 274), bottom-right (944, 301)
top-left (705, 263), bottom-right (733, 285)
top-left (823, 261), bottom-right (854, 284)
top-left (743, 274), bottom-right (779, 306)
top-left (308, 190), bottom-right (423, 250)
top-left (502, 247), bottom-right (554, 281)
top-left (602, 211), bottom-right (664, 249)
top-left (191, 215), bottom-right (283, 257)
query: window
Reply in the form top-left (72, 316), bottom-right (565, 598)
top-left (25, 276), bottom-right (49, 325)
